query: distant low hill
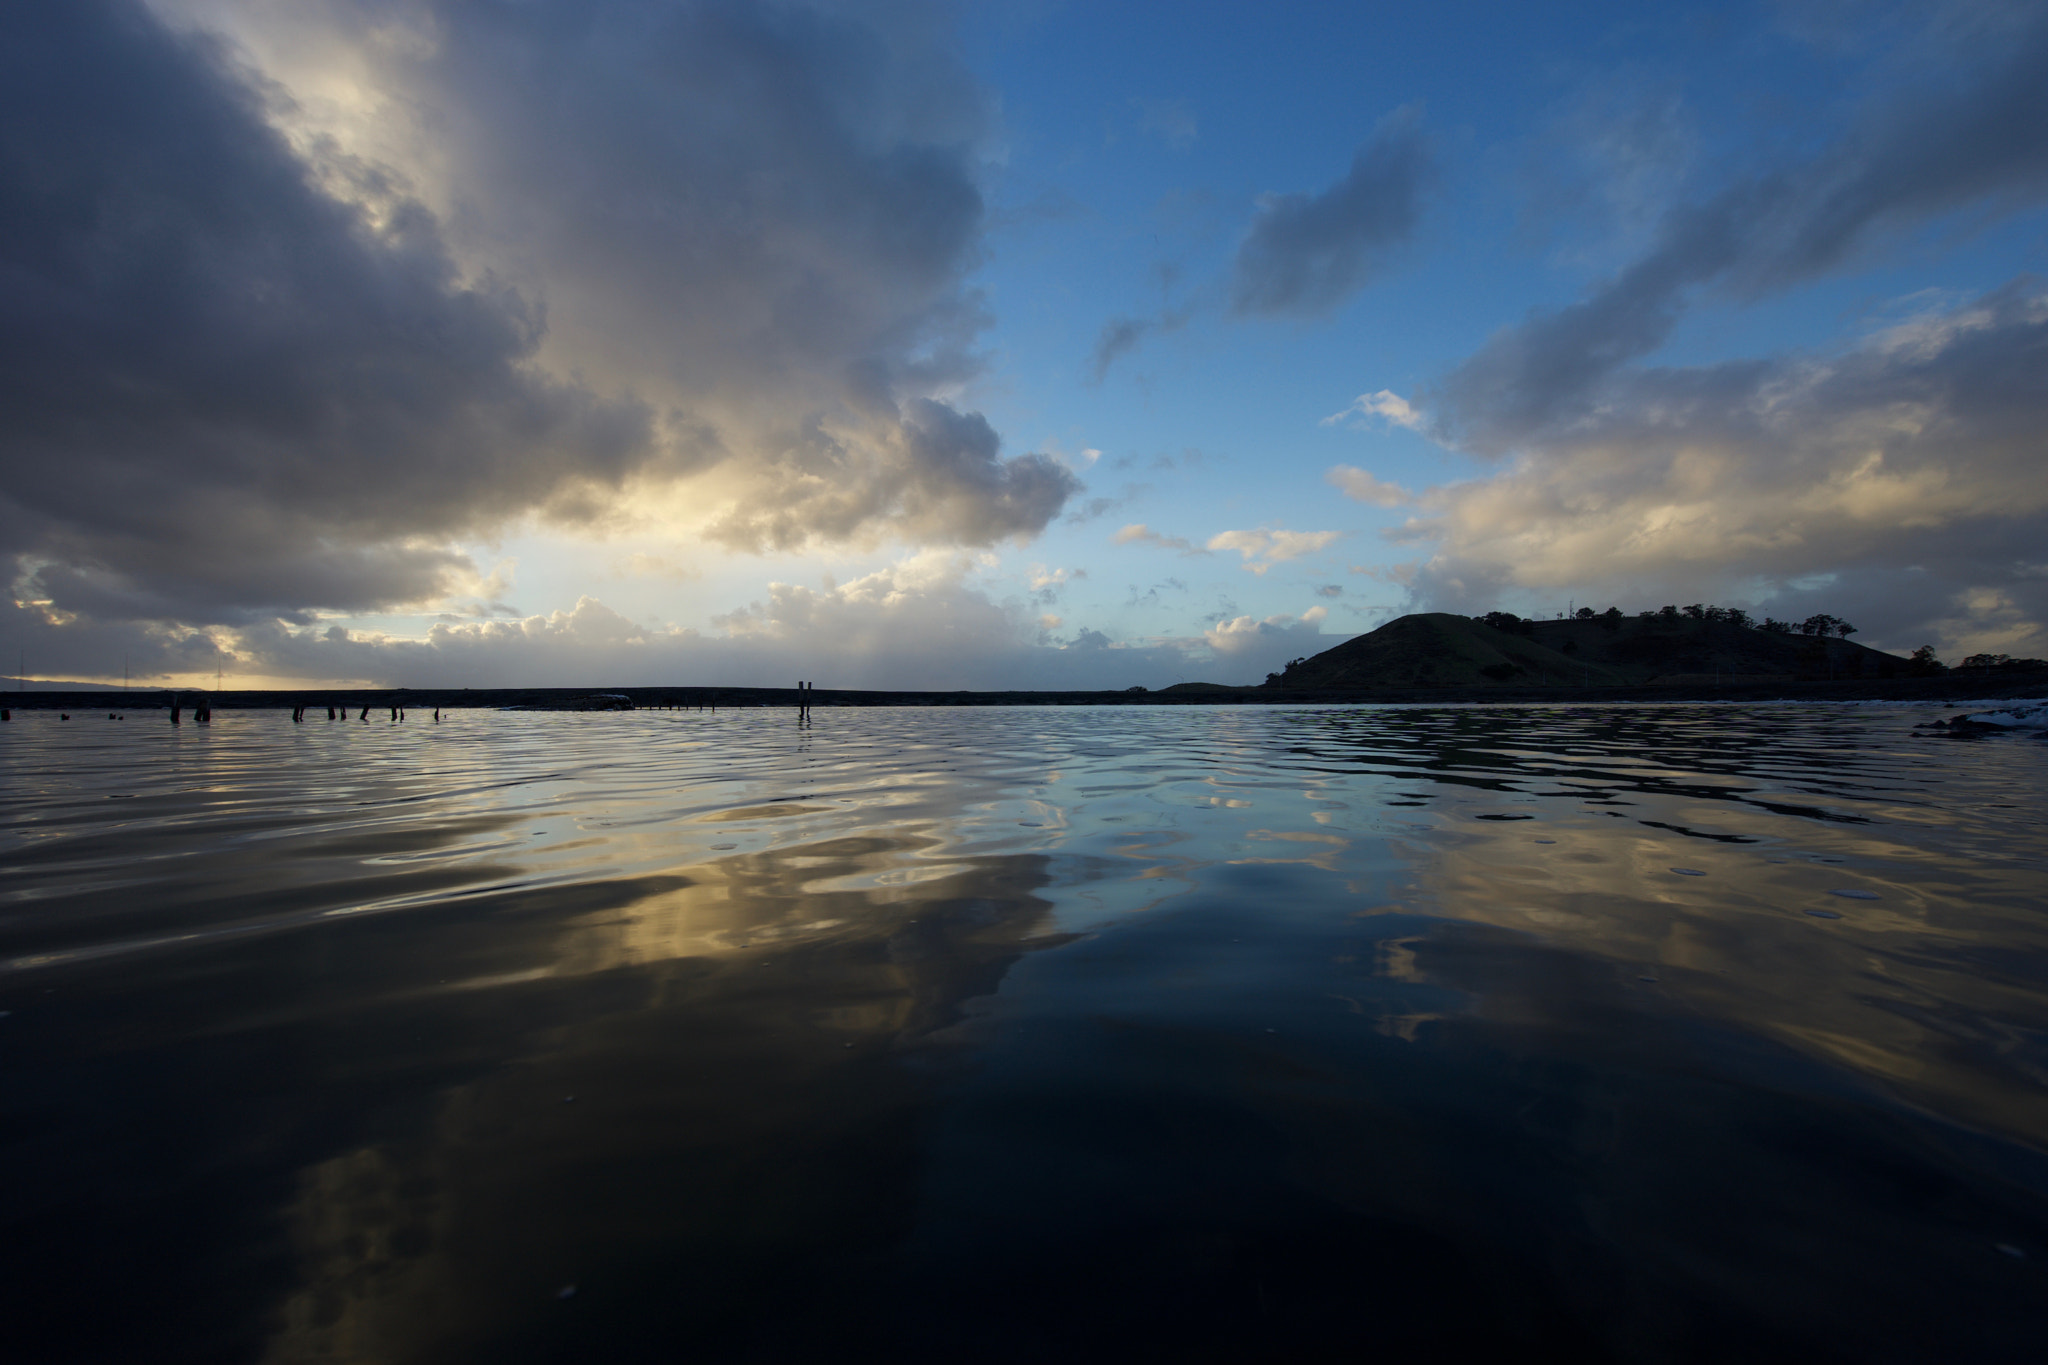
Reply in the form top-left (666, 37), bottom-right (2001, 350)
top-left (1266, 612), bottom-right (1920, 689)
top-left (1, 677), bottom-right (156, 693)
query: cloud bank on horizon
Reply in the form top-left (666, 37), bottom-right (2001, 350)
top-left (4, 0), bottom-right (2046, 688)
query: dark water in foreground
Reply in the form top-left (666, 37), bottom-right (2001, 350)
top-left (3, 703), bottom-right (2046, 1363)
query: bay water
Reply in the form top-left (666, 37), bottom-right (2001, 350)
top-left (3, 703), bottom-right (2045, 1362)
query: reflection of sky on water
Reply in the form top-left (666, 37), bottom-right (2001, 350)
top-left (2, 704), bottom-right (2045, 1361)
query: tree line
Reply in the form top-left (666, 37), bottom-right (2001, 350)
top-left (1473, 606), bottom-right (2048, 674)
top-left (1480, 604), bottom-right (1859, 637)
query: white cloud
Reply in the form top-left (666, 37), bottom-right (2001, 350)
top-left (1202, 609), bottom-right (1338, 675)
top-left (1206, 528), bottom-right (1344, 575)
top-left (1325, 466), bottom-right (1414, 507)
top-left (63, 541), bottom-right (1360, 689)
top-left (1113, 524), bottom-right (1200, 552)
top-left (1321, 390), bottom-right (1425, 431)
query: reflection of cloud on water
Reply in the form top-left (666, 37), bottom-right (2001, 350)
top-left (260, 837), bottom-right (1071, 1363)
top-left (1235, 828), bottom-right (1352, 873)
top-left (1260, 705), bottom-right (2048, 1148)
top-left (1376, 818), bottom-right (2048, 1147)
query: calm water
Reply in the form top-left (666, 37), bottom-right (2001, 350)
top-left (3, 703), bottom-right (2046, 1363)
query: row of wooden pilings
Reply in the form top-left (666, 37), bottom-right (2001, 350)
top-left (286, 704), bottom-right (441, 723)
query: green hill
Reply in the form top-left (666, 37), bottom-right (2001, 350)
top-left (1519, 613), bottom-right (1909, 684)
top-left (1268, 611), bottom-right (1916, 689)
top-left (1267, 613), bottom-right (1628, 689)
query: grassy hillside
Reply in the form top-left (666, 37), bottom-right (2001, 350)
top-left (1269, 612), bottom-right (1915, 689)
top-left (1268, 613), bottom-right (1631, 689)
top-left (1521, 614), bottom-right (1909, 684)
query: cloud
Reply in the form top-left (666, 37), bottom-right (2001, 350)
top-left (1438, 9), bottom-right (2048, 451)
top-left (70, 550), bottom-right (1313, 689)
top-left (1026, 562), bottom-right (1082, 607)
top-left (1088, 316), bottom-right (1153, 384)
top-left (1514, 71), bottom-right (1697, 266)
top-left (1229, 106), bottom-right (1434, 318)
top-left (1132, 97), bottom-right (1197, 151)
top-left (3, 1), bottom-right (1074, 649)
top-left (1325, 466), bottom-right (1414, 508)
top-left (1124, 578), bottom-right (1189, 610)
top-left (1322, 390), bottom-right (1425, 431)
top-left (1314, 584), bottom-right (1343, 598)
top-left (1085, 307), bottom-right (1190, 383)
top-left (1113, 523), bottom-right (1200, 553)
top-left (703, 398), bottom-right (1080, 552)
top-left (0, 0), bottom-right (653, 625)
top-left (1206, 528), bottom-right (1344, 575)
top-left (1398, 282), bottom-right (2048, 658)
top-left (1202, 609), bottom-right (1340, 675)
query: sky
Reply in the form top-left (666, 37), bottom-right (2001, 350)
top-left (5, 0), bottom-right (2047, 690)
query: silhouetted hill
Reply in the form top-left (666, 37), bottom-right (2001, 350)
top-left (1266, 613), bottom-right (1629, 689)
top-left (1268, 612), bottom-right (1917, 689)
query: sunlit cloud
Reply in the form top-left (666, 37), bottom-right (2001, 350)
top-left (1325, 466), bottom-right (1415, 507)
top-left (1322, 390), bottom-right (1425, 431)
top-left (1113, 524), bottom-right (1202, 553)
top-left (1397, 283), bottom-right (2048, 656)
top-left (1206, 528), bottom-right (1344, 575)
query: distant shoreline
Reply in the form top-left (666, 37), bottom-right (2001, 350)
top-left (4, 673), bottom-right (2045, 712)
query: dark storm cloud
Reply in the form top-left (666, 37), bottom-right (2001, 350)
top-left (1229, 106), bottom-right (1433, 319)
top-left (330, 0), bottom-right (1068, 546)
top-left (1440, 7), bottom-right (2048, 450)
top-left (0, 0), bottom-right (651, 623)
top-left (2, 0), bottom-right (1072, 670)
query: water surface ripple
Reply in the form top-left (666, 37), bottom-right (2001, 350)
top-left (2, 703), bottom-right (2045, 1363)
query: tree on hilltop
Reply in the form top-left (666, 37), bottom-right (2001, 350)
top-left (1793, 613), bottom-right (1856, 638)
top-left (1479, 611), bottom-right (1533, 636)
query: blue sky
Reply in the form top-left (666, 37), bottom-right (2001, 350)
top-left (6, 0), bottom-right (2047, 688)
